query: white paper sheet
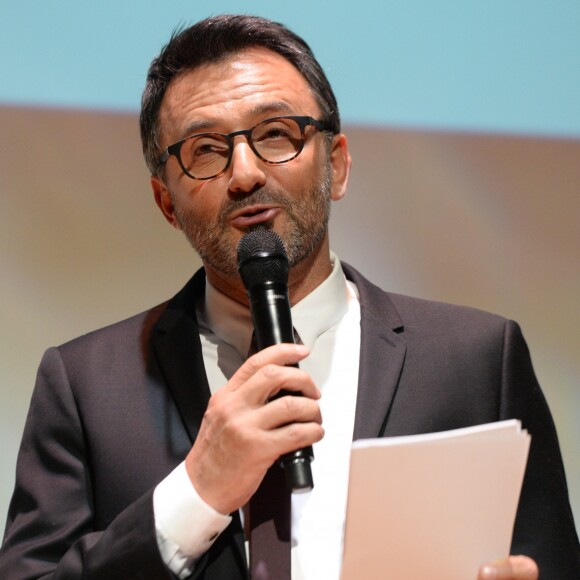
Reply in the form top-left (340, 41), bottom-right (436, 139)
top-left (340, 420), bottom-right (530, 580)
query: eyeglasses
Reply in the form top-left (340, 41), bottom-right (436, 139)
top-left (158, 115), bottom-right (330, 180)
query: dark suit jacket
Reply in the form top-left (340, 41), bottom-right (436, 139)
top-left (1, 264), bottom-right (579, 579)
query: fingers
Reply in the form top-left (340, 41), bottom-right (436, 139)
top-left (254, 391), bottom-right (324, 455)
top-left (184, 342), bottom-right (323, 514)
top-left (270, 419), bottom-right (325, 457)
top-left (230, 343), bottom-right (320, 402)
top-left (478, 555), bottom-right (539, 580)
top-left (249, 362), bottom-right (320, 403)
top-left (230, 343), bottom-right (309, 388)
top-left (258, 391), bottom-right (322, 430)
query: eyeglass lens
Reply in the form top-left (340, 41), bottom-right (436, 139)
top-left (180, 117), bottom-right (305, 179)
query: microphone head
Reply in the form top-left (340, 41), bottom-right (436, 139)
top-left (237, 228), bottom-right (289, 290)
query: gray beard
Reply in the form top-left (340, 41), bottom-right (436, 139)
top-left (173, 162), bottom-right (333, 279)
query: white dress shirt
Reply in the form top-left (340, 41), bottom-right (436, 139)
top-left (154, 253), bottom-right (361, 579)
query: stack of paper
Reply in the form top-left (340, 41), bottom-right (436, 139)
top-left (340, 420), bottom-right (530, 580)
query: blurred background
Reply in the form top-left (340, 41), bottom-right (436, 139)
top-left (1, 0), bottom-right (578, 536)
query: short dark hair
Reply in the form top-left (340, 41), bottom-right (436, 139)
top-left (140, 14), bottom-right (341, 175)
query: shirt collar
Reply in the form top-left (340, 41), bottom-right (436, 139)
top-left (202, 278), bottom-right (254, 360)
top-left (290, 252), bottom-right (349, 350)
top-left (202, 251), bottom-right (349, 358)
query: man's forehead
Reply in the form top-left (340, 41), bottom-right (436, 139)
top-left (157, 47), bottom-right (319, 140)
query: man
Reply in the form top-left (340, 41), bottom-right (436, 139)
top-left (1, 14), bottom-right (578, 580)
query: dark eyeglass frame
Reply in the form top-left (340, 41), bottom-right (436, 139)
top-left (157, 115), bottom-right (330, 180)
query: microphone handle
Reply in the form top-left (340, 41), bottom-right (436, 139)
top-left (248, 283), bottom-right (314, 493)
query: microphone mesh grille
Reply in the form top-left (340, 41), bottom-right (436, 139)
top-left (237, 229), bottom-right (289, 289)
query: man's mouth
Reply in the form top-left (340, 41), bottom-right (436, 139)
top-left (229, 206), bottom-right (281, 228)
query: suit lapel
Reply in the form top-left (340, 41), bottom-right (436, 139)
top-left (151, 269), bottom-right (211, 443)
top-left (342, 264), bottom-right (407, 440)
top-left (151, 269), bottom-right (248, 574)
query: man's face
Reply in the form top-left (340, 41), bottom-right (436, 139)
top-left (152, 48), bottom-right (349, 282)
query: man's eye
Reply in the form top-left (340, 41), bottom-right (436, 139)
top-left (262, 127), bottom-right (291, 139)
top-left (190, 139), bottom-right (228, 157)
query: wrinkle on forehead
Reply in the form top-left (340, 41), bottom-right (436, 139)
top-left (157, 48), bottom-right (320, 145)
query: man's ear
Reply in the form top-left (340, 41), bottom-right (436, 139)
top-left (329, 133), bottom-right (352, 202)
top-left (151, 175), bottom-right (182, 230)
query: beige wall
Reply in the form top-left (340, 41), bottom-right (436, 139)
top-left (1, 106), bottom-right (578, 534)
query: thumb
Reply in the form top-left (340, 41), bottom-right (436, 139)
top-left (478, 555), bottom-right (538, 580)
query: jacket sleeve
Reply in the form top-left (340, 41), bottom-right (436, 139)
top-left (0, 347), bottom-right (175, 580)
top-left (500, 321), bottom-right (580, 577)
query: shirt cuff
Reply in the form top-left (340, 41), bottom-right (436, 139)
top-left (153, 462), bottom-right (232, 578)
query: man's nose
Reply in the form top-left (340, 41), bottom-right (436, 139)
top-left (227, 139), bottom-right (267, 195)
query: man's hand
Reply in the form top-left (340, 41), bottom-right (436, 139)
top-left (478, 555), bottom-right (539, 579)
top-left (185, 343), bottom-right (323, 515)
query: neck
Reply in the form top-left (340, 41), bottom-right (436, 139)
top-left (287, 235), bottom-right (333, 305)
top-left (204, 235), bottom-right (333, 307)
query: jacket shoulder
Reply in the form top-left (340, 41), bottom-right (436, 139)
top-left (57, 302), bottom-right (169, 358)
top-left (342, 261), bottom-right (510, 333)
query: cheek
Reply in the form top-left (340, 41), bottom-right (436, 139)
top-left (173, 180), bottom-right (222, 218)
top-left (273, 156), bottom-right (319, 192)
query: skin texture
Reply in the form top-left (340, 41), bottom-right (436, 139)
top-left (150, 47), bottom-right (539, 579)
top-left (152, 48), bottom-right (351, 307)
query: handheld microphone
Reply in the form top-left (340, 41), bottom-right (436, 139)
top-left (237, 228), bottom-right (314, 493)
